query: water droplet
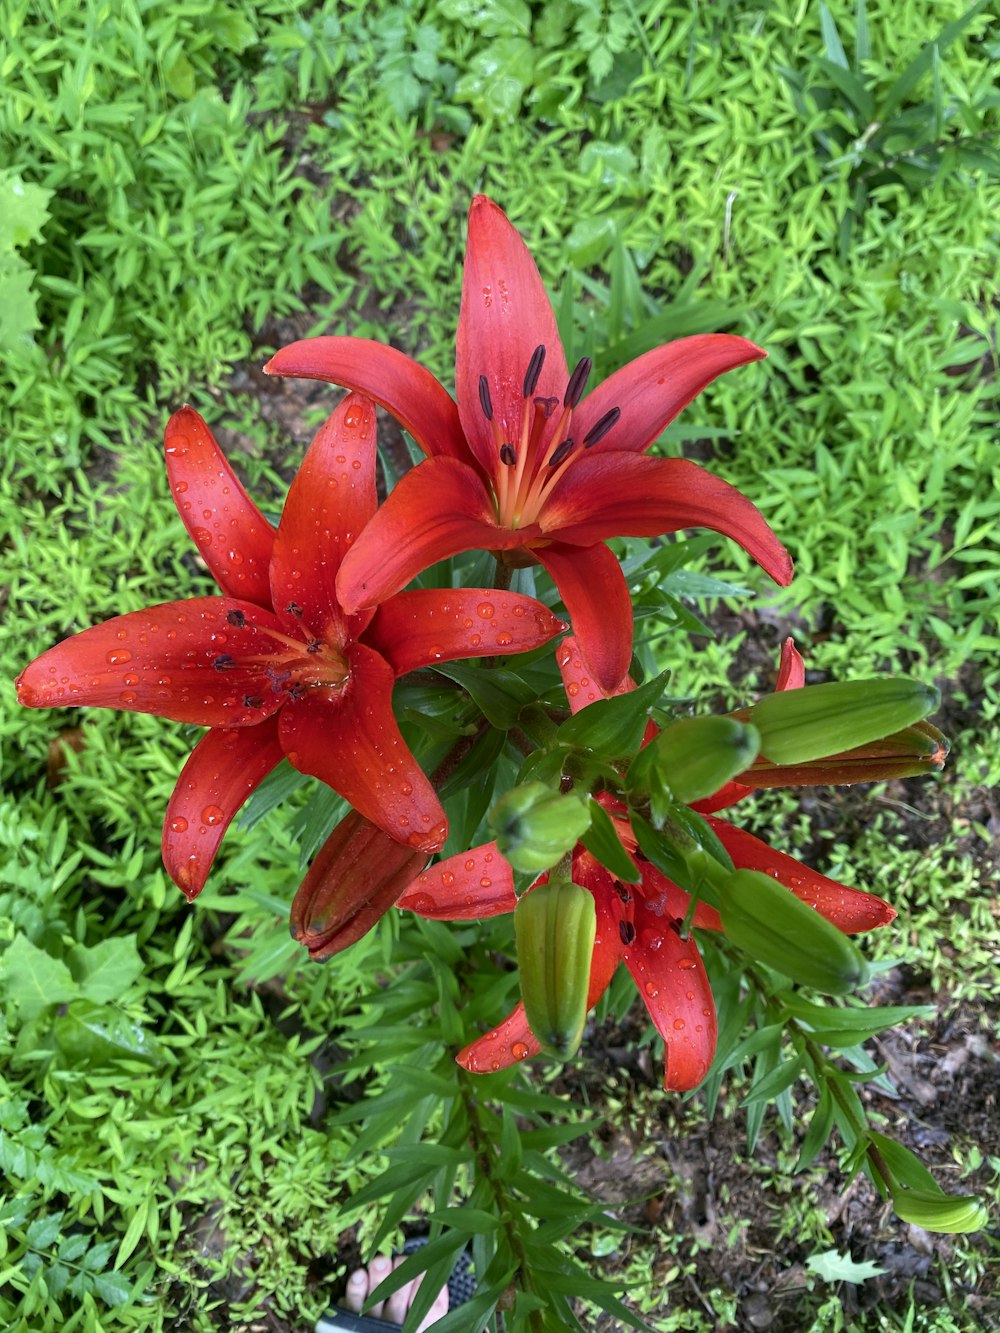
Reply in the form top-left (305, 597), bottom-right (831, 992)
top-left (490, 1060), bottom-right (500, 1071)
top-left (673, 1018), bottom-right (685, 1031)
top-left (512, 1041), bottom-right (529, 1060)
top-left (122, 673), bottom-right (139, 687)
top-left (193, 527), bottom-right (212, 545)
top-left (399, 782), bottom-right (413, 796)
top-left (495, 632), bottom-right (512, 647)
top-left (441, 871), bottom-right (455, 887)
top-left (169, 816), bottom-right (189, 833)
top-left (479, 876), bottom-right (492, 888)
top-left (477, 602), bottom-right (495, 618)
top-left (202, 805), bottom-right (224, 825)
top-left (566, 682), bottom-right (580, 697)
top-left (470, 633), bottom-right (481, 646)
top-left (174, 481), bottom-right (188, 494)
top-left (406, 891), bottom-right (436, 913)
top-left (644, 981), bottom-right (659, 998)
top-left (678, 958), bottom-right (696, 970)
top-left (427, 644), bottom-right (443, 659)
top-left (344, 409), bottom-right (362, 429)
top-left (351, 459), bottom-right (361, 470)
top-left (464, 858), bottom-right (475, 871)
top-left (119, 690), bottom-right (137, 705)
top-left (106, 649), bottom-right (132, 666)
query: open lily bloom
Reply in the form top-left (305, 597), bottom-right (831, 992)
top-left (265, 195), bottom-right (793, 692)
top-left (396, 637), bottom-right (894, 1091)
top-left (17, 395), bottom-right (565, 899)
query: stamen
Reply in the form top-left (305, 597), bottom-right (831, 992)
top-left (499, 443), bottom-right (517, 466)
top-left (226, 609), bottom-right (246, 628)
top-left (564, 356), bottom-right (592, 409)
top-left (548, 438), bottom-right (575, 468)
top-left (478, 375), bottom-right (493, 421)
top-left (619, 920), bottom-right (636, 946)
top-left (305, 639), bottom-right (323, 654)
top-left (212, 653), bottom-right (237, 671)
top-left (534, 395), bottom-right (559, 418)
top-left (243, 694), bottom-right (264, 708)
top-left (523, 344), bottom-right (546, 397)
top-left (285, 601), bottom-right (303, 618)
top-left (583, 406), bottom-right (621, 447)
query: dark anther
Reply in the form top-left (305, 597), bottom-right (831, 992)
top-left (583, 406), bottom-right (621, 447)
top-left (564, 356), bottom-right (592, 409)
top-left (667, 917), bottom-right (683, 936)
top-left (619, 920), bottom-right (636, 946)
top-left (286, 681), bottom-right (306, 701)
top-left (243, 694), bottom-right (264, 708)
top-left (305, 639), bottom-right (323, 654)
top-left (285, 601), bottom-right (303, 618)
top-left (523, 344), bottom-right (546, 397)
top-left (548, 438), bottom-right (575, 468)
top-left (533, 395), bottom-right (559, 418)
top-left (478, 375), bottom-right (493, 421)
top-left (226, 609), bottom-right (246, 628)
top-left (499, 443), bottom-right (517, 466)
top-left (612, 880), bottom-right (632, 904)
top-left (212, 653), bottom-right (236, 671)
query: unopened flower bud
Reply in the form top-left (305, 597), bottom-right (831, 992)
top-left (515, 876), bottom-right (596, 1058)
top-left (748, 678), bottom-right (939, 765)
top-left (631, 715), bottom-right (760, 805)
top-left (290, 810), bottom-right (428, 961)
top-left (490, 781), bottom-right (591, 875)
top-left (716, 868), bottom-right (869, 994)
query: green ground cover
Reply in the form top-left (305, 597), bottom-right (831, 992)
top-left (2, 1), bottom-right (998, 1329)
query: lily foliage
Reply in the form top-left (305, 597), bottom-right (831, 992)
top-left (16, 197), bottom-right (983, 1328)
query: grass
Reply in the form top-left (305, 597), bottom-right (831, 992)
top-left (3, 0), bottom-right (999, 1329)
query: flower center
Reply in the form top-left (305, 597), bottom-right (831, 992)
top-left (223, 607), bottom-right (349, 704)
top-left (478, 346), bottom-right (621, 530)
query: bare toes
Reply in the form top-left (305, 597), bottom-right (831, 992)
top-left (343, 1268), bottom-right (368, 1314)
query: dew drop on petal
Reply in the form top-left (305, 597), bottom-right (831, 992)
top-left (406, 892), bottom-right (436, 914)
top-left (678, 958), bottom-right (696, 970)
top-left (169, 817), bottom-right (189, 833)
top-left (106, 649), bottom-right (132, 666)
top-left (644, 981), bottom-right (659, 998)
top-left (512, 1041), bottom-right (529, 1060)
top-left (477, 602), bottom-right (495, 618)
top-left (122, 673), bottom-right (139, 687)
top-left (441, 870), bottom-right (455, 887)
top-left (202, 805), bottom-right (224, 826)
top-left (496, 633), bottom-right (513, 647)
top-left (566, 682), bottom-right (580, 697)
top-left (673, 1018), bottom-right (686, 1031)
top-left (119, 690), bottom-right (137, 704)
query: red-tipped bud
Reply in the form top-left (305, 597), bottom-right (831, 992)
top-left (290, 811), bottom-right (428, 961)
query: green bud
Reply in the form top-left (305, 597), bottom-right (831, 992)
top-left (515, 878), bottom-right (596, 1058)
top-left (717, 869), bottom-right (869, 994)
top-left (635, 716), bottom-right (761, 805)
top-left (748, 678), bottom-right (939, 765)
top-left (490, 781), bottom-right (591, 875)
top-left (891, 1187), bottom-right (989, 1234)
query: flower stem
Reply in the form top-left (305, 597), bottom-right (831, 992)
top-left (492, 557), bottom-right (514, 592)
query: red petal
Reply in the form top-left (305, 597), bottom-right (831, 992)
top-left (456, 196), bottom-right (569, 477)
top-left (162, 719), bottom-right (284, 900)
top-left (291, 810), bottom-right (428, 960)
top-left (164, 407), bottom-right (276, 606)
top-left (364, 589), bottom-right (566, 676)
top-left (263, 336), bottom-right (467, 461)
top-left (278, 642), bottom-right (447, 852)
top-left (16, 598), bottom-right (292, 727)
top-left (570, 334), bottom-right (766, 456)
top-left (707, 818), bottom-right (896, 933)
top-left (335, 457), bottom-right (519, 613)
top-left (542, 452), bottom-right (793, 587)
top-left (457, 1002), bottom-right (542, 1072)
top-left (397, 842), bottom-right (516, 918)
top-left (270, 394), bottom-right (377, 639)
top-left (556, 634), bottom-right (636, 714)
top-left (622, 924), bottom-right (717, 1091)
top-left (534, 542), bottom-right (633, 693)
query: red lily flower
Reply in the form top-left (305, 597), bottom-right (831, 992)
top-left (264, 195), bottom-right (793, 692)
top-left (16, 395), bottom-right (566, 899)
top-left (395, 638), bottom-right (894, 1091)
